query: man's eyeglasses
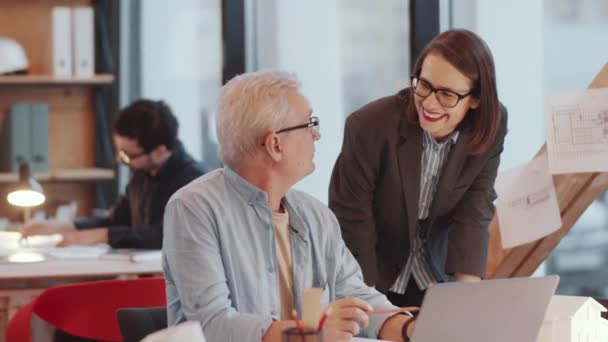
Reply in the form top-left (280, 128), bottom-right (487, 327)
top-left (410, 76), bottom-right (475, 108)
top-left (117, 149), bottom-right (147, 165)
top-left (276, 116), bottom-right (320, 134)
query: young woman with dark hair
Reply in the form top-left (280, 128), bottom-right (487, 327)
top-left (329, 29), bottom-right (507, 307)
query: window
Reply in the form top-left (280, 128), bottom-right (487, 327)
top-left (247, 0), bottom-right (410, 202)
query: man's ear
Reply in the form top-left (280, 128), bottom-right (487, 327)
top-left (263, 133), bottom-right (283, 163)
top-left (150, 144), bottom-right (169, 161)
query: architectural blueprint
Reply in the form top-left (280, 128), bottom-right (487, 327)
top-left (545, 88), bottom-right (608, 173)
top-left (495, 154), bottom-right (562, 248)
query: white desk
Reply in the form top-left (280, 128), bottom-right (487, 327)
top-left (0, 258), bottom-right (161, 279)
top-left (0, 258), bottom-right (162, 342)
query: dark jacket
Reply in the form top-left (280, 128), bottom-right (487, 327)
top-left (76, 141), bottom-right (207, 249)
top-left (329, 89), bottom-right (507, 291)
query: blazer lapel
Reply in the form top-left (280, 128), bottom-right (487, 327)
top-left (396, 118), bottom-right (422, 241)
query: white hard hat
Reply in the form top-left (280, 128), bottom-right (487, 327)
top-left (0, 38), bottom-right (28, 74)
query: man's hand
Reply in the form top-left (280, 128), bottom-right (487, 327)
top-left (58, 228), bottom-right (109, 246)
top-left (322, 297), bottom-right (372, 342)
top-left (20, 219), bottom-right (76, 238)
top-left (378, 310), bottom-right (418, 341)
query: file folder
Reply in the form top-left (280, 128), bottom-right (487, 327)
top-left (30, 104), bottom-right (50, 172)
top-left (52, 6), bottom-right (72, 77)
top-left (1, 104), bottom-right (50, 172)
top-left (72, 7), bottom-right (95, 77)
top-left (1, 104), bottom-right (31, 172)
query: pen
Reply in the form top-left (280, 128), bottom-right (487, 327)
top-left (368, 306), bottom-right (419, 316)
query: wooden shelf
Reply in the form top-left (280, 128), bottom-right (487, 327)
top-left (0, 74), bottom-right (114, 86)
top-left (0, 168), bottom-right (115, 183)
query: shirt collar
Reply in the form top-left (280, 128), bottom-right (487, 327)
top-left (423, 129), bottom-right (459, 148)
top-left (223, 166), bottom-right (269, 205)
top-left (223, 167), bottom-right (310, 239)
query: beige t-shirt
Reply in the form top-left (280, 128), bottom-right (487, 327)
top-left (272, 209), bottom-right (294, 320)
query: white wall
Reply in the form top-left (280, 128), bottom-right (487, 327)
top-left (140, 0), bottom-right (222, 161)
top-left (451, 0), bottom-right (545, 171)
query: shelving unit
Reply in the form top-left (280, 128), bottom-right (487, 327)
top-left (0, 168), bottom-right (115, 183)
top-left (0, 1), bottom-right (120, 339)
top-left (0, 74), bottom-right (114, 86)
top-left (0, 0), bottom-right (119, 219)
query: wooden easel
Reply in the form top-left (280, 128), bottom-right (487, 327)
top-left (486, 64), bottom-right (608, 278)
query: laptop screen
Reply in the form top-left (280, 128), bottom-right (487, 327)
top-left (411, 276), bottom-right (559, 342)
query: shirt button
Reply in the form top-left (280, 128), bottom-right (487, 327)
top-left (267, 266), bottom-right (274, 273)
top-left (271, 310), bottom-right (277, 316)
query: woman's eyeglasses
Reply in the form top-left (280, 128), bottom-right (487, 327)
top-left (410, 76), bottom-right (475, 108)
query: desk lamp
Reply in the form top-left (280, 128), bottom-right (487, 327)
top-left (6, 162), bottom-right (45, 223)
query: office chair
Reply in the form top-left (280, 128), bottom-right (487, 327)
top-left (6, 300), bottom-right (33, 342)
top-left (116, 306), bottom-right (167, 342)
top-left (6, 277), bottom-right (166, 342)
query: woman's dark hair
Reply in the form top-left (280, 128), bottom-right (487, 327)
top-left (113, 99), bottom-right (178, 152)
top-left (406, 29), bottom-right (501, 155)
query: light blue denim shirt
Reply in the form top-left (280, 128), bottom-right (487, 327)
top-left (162, 168), bottom-right (397, 341)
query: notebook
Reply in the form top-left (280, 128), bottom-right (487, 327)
top-left (100, 249), bottom-right (162, 262)
top-left (411, 275), bottom-right (559, 342)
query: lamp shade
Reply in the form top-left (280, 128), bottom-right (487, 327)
top-left (6, 163), bottom-right (45, 207)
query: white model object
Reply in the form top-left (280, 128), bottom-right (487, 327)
top-left (537, 295), bottom-right (608, 342)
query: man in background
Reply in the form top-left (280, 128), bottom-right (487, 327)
top-left (21, 99), bottom-right (207, 248)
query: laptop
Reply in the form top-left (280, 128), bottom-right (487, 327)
top-left (411, 275), bottom-right (559, 342)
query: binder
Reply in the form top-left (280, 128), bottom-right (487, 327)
top-left (1, 104), bottom-right (31, 172)
top-left (72, 7), bottom-right (95, 77)
top-left (0, 104), bottom-right (50, 173)
top-left (51, 7), bottom-right (72, 77)
top-left (30, 104), bottom-right (50, 172)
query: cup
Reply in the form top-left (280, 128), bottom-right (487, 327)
top-left (281, 327), bottom-right (323, 342)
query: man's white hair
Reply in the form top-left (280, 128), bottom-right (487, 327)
top-left (216, 70), bottom-right (302, 167)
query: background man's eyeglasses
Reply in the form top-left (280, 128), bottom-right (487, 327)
top-left (410, 76), bottom-right (474, 108)
top-left (276, 116), bottom-right (320, 134)
top-left (117, 149), bottom-right (147, 165)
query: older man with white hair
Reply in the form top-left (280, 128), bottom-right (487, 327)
top-left (162, 70), bottom-right (414, 342)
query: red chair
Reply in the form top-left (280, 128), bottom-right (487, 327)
top-left (6, 301), bottom-right (34, 342)
top-left (6, 277), bottom-right (166, 342)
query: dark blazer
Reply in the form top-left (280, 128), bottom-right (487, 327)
top-left (329, 89), bottom-right (507, 291)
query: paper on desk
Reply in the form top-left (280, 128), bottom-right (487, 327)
top-left (495, 154), bottom-right (562, 248)
top-left (45, 244), bottom-right (110, 259)
top-left (545, 88), bottom-right (608, 174)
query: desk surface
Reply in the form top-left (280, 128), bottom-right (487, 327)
top-left (0, 258), bottom-right (162, 279)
